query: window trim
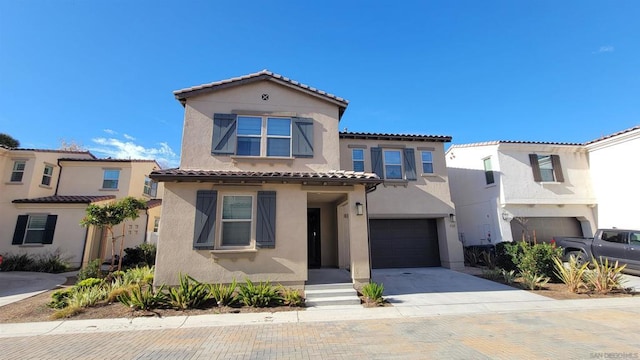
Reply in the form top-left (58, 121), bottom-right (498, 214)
top-left (143, 177), bottom-right (158, 197)
top-left (352, 148), bottom-right (365, 172)
top-left (383, 149), bottom-right (403, 180)
top-left (102, 169), bottom-right (121, 190)
top-left (483, 157), bottom-right (495, 185)
top-left (153, 217), bottom-right (160, 233)
top-left (10, 160), bottom-right (26, 183)
top-left (41, 164), bottom-right (54, 187)
top-left (236, 116), bottom-right (292, 158)
top-left (529, 154), bottom-right (564, 183)
top-left (218, 193), bottom-right (256, 249)
top-left (421, 151), bottom-right (434, 175)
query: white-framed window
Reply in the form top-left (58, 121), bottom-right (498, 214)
top-left (153, 217), bottom-right (160, 233)
top-left (483, 157), bottom-right (494, 185)
top-left (220, 195), bottom-right (254, 247)
top-left (383, 150), bottom-right (403, 180)
top-left (421, 151), bottom-right (434, 174)
top-left (143, 177), bottom-right (158, 197)
top-left (24, 215), bottom-right (47, 244)
top-left (41, 165), bottom-right (54, 186)
top-left (352, 149), bottom-right (365, 172)
top-left (236, 116), bottom-right (292, 157)
top-left (537, 155), bottom-right (554, 182)
top-left (11, 160), bottom-right (26, 182)
top-left (102, 169), bottom-right (120, 189)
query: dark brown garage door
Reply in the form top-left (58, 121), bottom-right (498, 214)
top-left (510, 217), bottom-right (583, 243)
top-left (370, 219), bottom-right (440, 269)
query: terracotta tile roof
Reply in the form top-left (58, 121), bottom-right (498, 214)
top-left (173, 70), bottom-right (349, 117)
top-left (449, 140), bottom-right (583, 149)
top-left (340, 131), bottom-right (452, 142)
top-left (146, 199), bottom-right (162, 208)
top-left (150, 169), bottom-right (381, 188)
top-left (585, 125), bottom-right (640, 145)
top-left (59, 158), bottom-right (161, 168)
top-left (9, 148), bottom-right (96, 157)
top-left (12, 195), bottom-right (116, 204)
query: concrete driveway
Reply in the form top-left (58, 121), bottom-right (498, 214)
top-left (0, 271), bottom-right (67, 307)
top-left (372, 267), bottom-right (553, 308)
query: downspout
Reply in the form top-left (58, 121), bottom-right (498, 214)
top-left (79, 222), bottom-right (90, 269)
top-left (364, 183), bottom-right (378, 283)
top-left (54, 159), bottom-right (63, 195)
top-left (143, 207), bottom-right (150, 244)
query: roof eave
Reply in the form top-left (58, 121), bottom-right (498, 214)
top-left (149, 173), bottom-right (381, 188)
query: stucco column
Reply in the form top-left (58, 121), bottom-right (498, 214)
top-left (348, 186), bottom-right (371, 287)
top-left (438, 217), bottom-right (464, 270)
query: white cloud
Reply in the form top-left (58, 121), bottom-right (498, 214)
top-left (103, 129), bottom-right (117, 135)
top-left (595, 45), bottom-right (614, 53)
top-left (123, 133), bottom-right (136, 141)
top-left (89, 137), bottom-right (179, 168)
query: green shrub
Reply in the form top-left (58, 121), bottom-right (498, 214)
top-left (520, 270), bottom-right (550, 290)
top-left (117, 284), bottom-right (167, 311)
top-left (76, 278), bottom-right (104, 288)
top-left (209, 280), bottom-right (237, 306)
top-left (51, 304), bottom-right (83, 319)
top-left (123, 265), bottom-right (154, 285)
top-left (494, 242), bottom-right (518, 272)
top-left (30, 250), bottom-right (70, 273)
top-left (279, 286), bottom-right (305, 307)
top-left (69, 285), bottom-right (108, 308)
top-left (500, 269), bottom-right (517, 285)
top-left (122, 243), bottom-right (157, 267)
top-left (585, 257), bottom-right (627, 294)
top-left (48, 288), bottom-right (74, 309)
top-left (167, 274), bottom-right (210, 310)
top-left (236, 279), bottom-right (282, 307)
top-left (361, 282), bottom-right (384, 305)
top-left (511, 242), bottom-right (562, 282)
top-left (463, 247), bottom-right (483, 267)
top-left (0, 253), bottom-right (34, 271)
top-left (553, 255), bottom-right (588, 293)
top-left (78, 259), bottom-right (103, 281)
top-left (482, 268), bottom-right (503, 281)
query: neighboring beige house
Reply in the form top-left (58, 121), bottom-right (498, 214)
top-left (0, 146), bottom-right (163, 268)
top-left (151, 70), bottom-right (463, 289)
top-left (446, 141), bottom-right (598, 246)
top-left (586, 125), bottom-right (640, 230)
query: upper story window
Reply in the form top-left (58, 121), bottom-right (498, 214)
top-left (41, 165), bottom-right (54, 186)
top-left (143, 177), bottom-right (158, 197)
top-left (483, 157), bottom-right (495, 185)
top-left (421, 151), bottom-right (434, 174)
top-left (11, 160), bottom-right (26, 182)
top-left (370, 147), bottom-right (417, 181)
top-left (384, 150), bottom-right (403, 180)
top-left (212, 113), bottom-right (313, 158)
top-left (529, 154), bottom-right (564, 183)
top-left (352, 149), bottom-right (365, 172)
top-left (102, 169), bottom-right (120, 189)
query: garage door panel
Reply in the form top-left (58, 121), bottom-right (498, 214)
top-left (509, 217), bottom-right (583, 243)
top-left (370, 219), bottom-right (440, 268)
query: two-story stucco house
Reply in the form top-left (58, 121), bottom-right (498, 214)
top-left (0, 145), bottom-right (163, 267)
top-left (151, 70), bottom-right (463, 288)
top-left (586, 125), bottom-right (640, 230)
top-left (446, 141), bottom-right (597, 246)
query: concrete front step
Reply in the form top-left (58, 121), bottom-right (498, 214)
top-left (305, 282), bottom-right (361, 307)
top-left (306, 295), bottom-right (362, 307)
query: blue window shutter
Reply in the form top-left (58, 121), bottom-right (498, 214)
top-left (292, 117), bottom-right (314, 158)
top-left (212, 114), bottom-right (237, 155)
top-left (529, 154), bottom-right (542, 182)
top-left (12, 215), bottom-right (28, 245)
top-left (551, 155), bottom-right (564, 182)
top-left (43, 215), bottom-right (58, 244)
top-left (256, 191), bottom-right (276, 248)
top-left (403, 148), bottom-right (417, 181)
top-left (371, 147), bottom-right (383, 178)
top-left (193, 190), bottom-right (217, 249)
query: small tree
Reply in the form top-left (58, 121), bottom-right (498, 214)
top-left (0, 133), bottom-right (20, 148)
top-left (81, 197), bottom-right (147, 271)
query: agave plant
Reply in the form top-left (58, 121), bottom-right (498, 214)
top-left (584, 257), bottom-right (627, 294)
top-left (117, 284), bottom-right (167, 311)
top-left (361, 282), bottom-right (384, 305)
top-left (236, 279), bottom-right (282, 307)
top-left (553, 255), bottom-right (588, 293)
top-left (209, 279), bottom-right (237, 306)
top-left (166, 273), bottom-right (210, 310)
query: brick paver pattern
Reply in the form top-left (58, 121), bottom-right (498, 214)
top-left (3, 307), bottom-right (640, 359)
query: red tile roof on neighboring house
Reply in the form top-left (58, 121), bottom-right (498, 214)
top-left (12, 195), bottom-right (116, 204)
top-left (340, 131), bottom-right (452, 142)
top-left (173, 70), bottom-right (349, 118)
top-left (146, 199), bottom-right (162, 209)
top-left (585, 125), bottom-right (640, 145)
top-left (7, 148), bottom-right (96, 157)
top-left (150, 169), bottom-right (381, 188)
top-left (449, 140), bottom-right (583, 149)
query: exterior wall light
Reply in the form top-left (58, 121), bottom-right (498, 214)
top-left (355, 202), bottom-right (364, 216)
top-left (449, 213), bottom-right (456, 223)
top-left (501, 211), bottom-right (511, 221)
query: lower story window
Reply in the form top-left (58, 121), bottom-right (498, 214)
top-left (12, 214), bottom-right (57, 245)
top-left (221, 195), bottom-right (253, 246)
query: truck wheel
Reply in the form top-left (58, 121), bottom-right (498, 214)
top-left (566, 251), bottom-right (588, 266)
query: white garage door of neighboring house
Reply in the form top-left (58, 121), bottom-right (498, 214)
top-left (370, 219), bottom-right (441, 269)
top-left (509, 217), bottom-right (583, 243)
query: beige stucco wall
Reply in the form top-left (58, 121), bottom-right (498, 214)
top-left (154, 182), bottom-right (371, 287)
top-left (179, 81), bottom-right (342, 172)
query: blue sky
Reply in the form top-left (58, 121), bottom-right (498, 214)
top-left (1, 1), bottom-right (638, 168)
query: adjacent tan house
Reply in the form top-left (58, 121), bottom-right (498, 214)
top-left (151, 70), bottom-right (463, 288)
top-left (0, 145), bottom-right (163, 267)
